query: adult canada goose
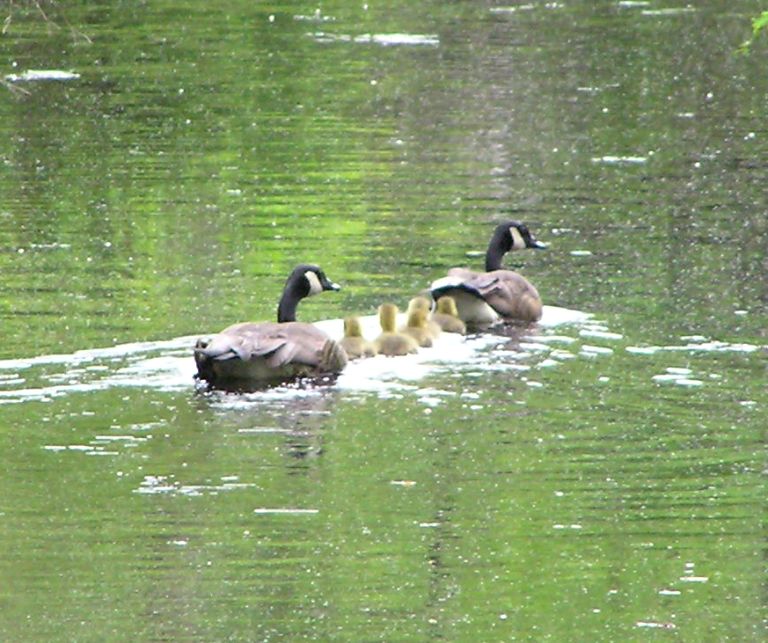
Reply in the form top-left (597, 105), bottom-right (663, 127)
top-left (340, 316), bottom-right (377, 359)
top-left (400, 307), bottom-right (433, 347)
top-left (194, 264), bottom-right (348, 387)
top-left (373, 303), bottom-right (419, 356)
top-left (406, 296), bottom-right (441, 339)
top-left (430, 221), bottom-right (546, 326)
top-left (431, 296), bottom-right (466, 334)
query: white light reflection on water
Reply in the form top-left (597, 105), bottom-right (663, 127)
top-left (308, 32), bottom-right (439, 46)
top-left (4, 69), bottom-right (81, 82)
top-left (641, 7), bottom-right (696, 16)
top-left (591, 155), bottom-right (649, 165)
top-left (134, 474), bottom-right (258, 497)
top-left (626, 340), bottom-right (761, 354)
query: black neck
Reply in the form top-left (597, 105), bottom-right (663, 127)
top-left (277, 281), bottom-right (306, 322)
top-left (485, 226), bottom-right (511, 271)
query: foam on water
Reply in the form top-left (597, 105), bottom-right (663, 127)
top-left (3, 302), bottom-right (764, 410)
top-left (0, 305), bottom-right (595, 405)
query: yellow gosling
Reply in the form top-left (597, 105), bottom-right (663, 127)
top-left (406, 296), bottom-right (441, 339)
top-left (374, 303), bottom-right (419, 356)
top-left (340, 316), bottom-right (377, 359)
top-left (400, 308), bottom-right (433, 347)
top-left (431, 296), bottom-right (466, 334)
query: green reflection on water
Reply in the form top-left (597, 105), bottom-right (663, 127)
top-left (0, 0), bottom-right (765, 640)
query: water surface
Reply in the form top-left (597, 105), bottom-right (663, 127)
top-left (0, 1), bottom-right (765, 640)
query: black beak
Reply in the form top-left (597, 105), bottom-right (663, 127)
top-left (323, 278), bottom-right (342, 291)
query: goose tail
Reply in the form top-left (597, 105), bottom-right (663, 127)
top-left (320, 339), bottom-right (348, 373)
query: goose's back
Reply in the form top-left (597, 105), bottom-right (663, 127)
top-left (195, 321), bottom-right (346, 384)
top-left (435, 268), bottom-right (542, 322)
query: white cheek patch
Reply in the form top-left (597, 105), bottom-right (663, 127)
top-left (304, 270), bottom-right (323, 296)
top-left (510, 227), bottom-right (526, 250)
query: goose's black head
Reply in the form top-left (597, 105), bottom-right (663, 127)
top-left (287, 264), bottom-right (341, 297)
top-left (486, 221), bottom-right (546, 271)
top-left (278, 264), bottom-right (341, 322)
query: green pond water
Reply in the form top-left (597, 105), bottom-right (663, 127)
top-left (0, 1), bottom-right (765, 640)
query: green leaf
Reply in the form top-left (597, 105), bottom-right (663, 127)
top-left (752, 11), bottom-right (768, 37)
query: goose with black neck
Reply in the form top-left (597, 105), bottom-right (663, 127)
top-left (430, 221), bottom-right (546, 327)
top-left (194, 264), bottom-right (347, 389)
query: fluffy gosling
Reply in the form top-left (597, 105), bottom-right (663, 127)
top-left (406, 296), bottom-right (441, 339)
top-left (340, 316), bottom-right (377, 359)
top-left (431, 296), bottom-right (466, 334)
top-left (400, 307), bottom-right (433, 347)
top-left (374, 303), bottom-right (419, 356)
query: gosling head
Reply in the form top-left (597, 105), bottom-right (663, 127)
top-left (436, 296), bottom-right (459, 317)
top-left (378, 303), bottom-right (399, 333)
top-left (407, 296), bottom-right (432, 315)
top-left (406, 307), bottom-right (429, 329)
top-left (343, 316), bottom-right (364, 338)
